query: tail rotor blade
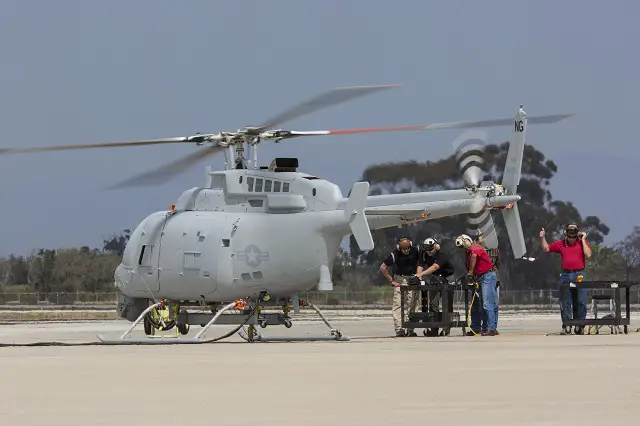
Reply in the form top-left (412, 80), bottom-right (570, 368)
top-left (452, 130), bottom-right (500, 250)
top-left (453, 130), bottom-right (488, 187)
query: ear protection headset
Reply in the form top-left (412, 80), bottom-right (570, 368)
top-left (563, 224), bottom-right (586, 243)
top-left (396, 236), bottom-right (413, 250)
top-left (563, 224), bottom-right (579, 238)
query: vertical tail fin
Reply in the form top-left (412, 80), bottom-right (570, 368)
top-left (344, 181), bottom-right (374, 252)
top-left (502, 105), bottom-right (527, 194)
top-left (501, 105), bottom-right (527, 259)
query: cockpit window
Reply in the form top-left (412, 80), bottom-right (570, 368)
top-left (273, 181), bottom-right (281, 192)
top-left (255, 178), bottom-right (263, 192)
top-left (247, 177), bottom-right (254, 192)
top-left (264, 179), bottom-right (272, 192)
top-left (283, 182), bottom-right (290, 192)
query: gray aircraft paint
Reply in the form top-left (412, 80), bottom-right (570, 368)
top-left (114, 105), bottom-right (534, 312)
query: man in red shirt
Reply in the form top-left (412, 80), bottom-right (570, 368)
top-left (540, 224), bottom-right (592, 335)
top-left (455, 234), bottom-right (498, 336)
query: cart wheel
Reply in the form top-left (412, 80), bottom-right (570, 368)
top-left (462, 327), bottom-right (466, 336)
top-left (422, 329), bottom-right (428, 336)
top-left (624, 325), bottom-right (628, 334)
top-left (440, 328), bottom-right (450, 337)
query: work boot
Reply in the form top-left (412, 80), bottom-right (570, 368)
top-left (395, 330), bottom-right (406, 337)
top-left (465, 329), bottom-right (480, 336)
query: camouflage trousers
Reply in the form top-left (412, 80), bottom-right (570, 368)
top-left (391, 274), bottom-right (420, 333)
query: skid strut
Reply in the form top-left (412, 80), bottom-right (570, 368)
top-left (97, 296), bottom-right (350, 344)
top-left (239, 302), bottom-right (350, 343)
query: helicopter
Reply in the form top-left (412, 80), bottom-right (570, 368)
top-left (0, 84), bottom-right (574, 343)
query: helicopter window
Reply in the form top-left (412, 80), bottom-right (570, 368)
top-left (282, 182), bottom-right (290, 192)
top-left (221, 239), bottom-right (230, 247)
top-left (138, 245), bottom-right (152, 266)
top-left (255, 178), bottom-right (263, 192)
top-left (312, 188), bottom-right (316, 196)
top-left (273, 181), bottom-right (281, 192)
top-left (252, 271), bottom-right (263, 279)
top-left (249, 199), bottom-right (263, 207)
top-left (264, 179), bottom-right (272, 192)
top-left (247, 177), bottom-right (254, 192)
top-left (241, 273), bottom-right (252, 281)
top-left (238, 176), bottom-right (243, 184)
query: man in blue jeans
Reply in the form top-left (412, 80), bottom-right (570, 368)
top-left (455, 234), bottom-right (498, 336)
top-left (540, 224), bottom-right (592, 335)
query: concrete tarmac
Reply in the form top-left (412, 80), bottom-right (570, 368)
top-left (1, 312), bottom-right (639, 426)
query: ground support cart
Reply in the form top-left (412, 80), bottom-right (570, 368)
top-left (400, 276), bottom-right (471, 336)
top-left (559, 280), bottom-right (639, 335)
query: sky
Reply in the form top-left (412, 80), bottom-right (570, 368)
top-left (0, 0), bottom-right (638, 257)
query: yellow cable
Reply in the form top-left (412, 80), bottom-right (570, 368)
top-left (466, 281), bottom-right (480, 336)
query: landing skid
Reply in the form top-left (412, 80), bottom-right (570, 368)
top-left (97, 296), bottom-right (349, 345)
top-left (237, 303), bottom-right (350, 343)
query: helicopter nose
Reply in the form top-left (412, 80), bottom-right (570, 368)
top-left (114, 263), bottom-right (131, 290)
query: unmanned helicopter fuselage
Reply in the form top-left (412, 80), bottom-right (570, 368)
top-left (109, 104), bottom-right (570, 327)
top-left (114, 157), bottom-right (518, 309)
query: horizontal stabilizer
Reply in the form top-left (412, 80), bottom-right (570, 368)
top-left (345, 182), bottom-right (374, 251)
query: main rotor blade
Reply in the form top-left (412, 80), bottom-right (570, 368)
top-left (253, 84), bottom-right (400, 131)
top-left (0, 137), bottom-right (193, 155)
top-left (107, 145), bottom-right (224, 189)
top-left (284, 113), bottom-right (575, 138)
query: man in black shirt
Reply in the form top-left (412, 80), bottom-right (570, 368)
top-left (380, 236), bottom-right (421, 337)
top-left (416, 237), bottom-right (456, 336)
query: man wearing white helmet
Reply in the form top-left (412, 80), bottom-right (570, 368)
top-left (455, 233), bottom-right (498, 336)
top-left (416, 237), bottom-right (455, 336)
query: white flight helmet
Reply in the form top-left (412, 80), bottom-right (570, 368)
top-left (422, 237), bottom-right (439, 251)
top-left (455, 234), bottom-right (473, 248)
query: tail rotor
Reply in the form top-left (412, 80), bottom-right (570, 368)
top-left (453, 130), bottom-right (499, 249)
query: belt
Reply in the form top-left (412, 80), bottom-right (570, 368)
top-left (562, 269), bottom-right (583, 273)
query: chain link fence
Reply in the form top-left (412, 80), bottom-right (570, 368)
top-left (1, 288), bottom-right (639, 309)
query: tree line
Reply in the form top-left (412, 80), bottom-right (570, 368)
top-left (332, 142), bottom-right (640, 291)
top-left (0, 142), bottom-right (638, 297)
